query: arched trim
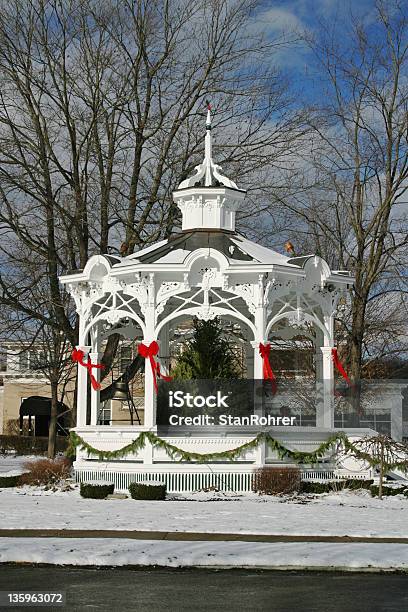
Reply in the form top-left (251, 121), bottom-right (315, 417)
top-left (303, 255), bottom-right (332, 279)
top-left (266, 311), bottom-right (331, 343)
top-left (183, 247), bottom-right (230, 270)
top-left (155, 306), bottom-right (256, 339)
top-left (83, 310), bottom-right (146, 341)
top-left (83, 255), bottom-right (114, 280)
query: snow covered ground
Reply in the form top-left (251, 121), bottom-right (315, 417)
top-left (1, 455), bottom-right (408, 569)
top-left (1, 538), bottom-right (407, 570)
top-left (0, 485), bottom-right (408, 538)
top-left (0, 454), bottom-right (36, 475)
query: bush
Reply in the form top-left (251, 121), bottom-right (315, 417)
top-left (19, 457), bottom-right (72, 486)
top-left (300, 479), bottom-right (373, 494)
top-left (370, 484), bottom-right (407, 497)
top-left (252, 467), bottom-right (301, 495)
top-left (80, 482), bottom-right (115, 499)
top-left (0, 435), bottom-right (68, 456)
top-left (300, 481), bottom-right (331, 494)
top-left (129, 481), bottom-right (166, 500)
top-left (0, 474), bottom-right (24, 487)
top-left (342, 478), bottom-right (373, 490)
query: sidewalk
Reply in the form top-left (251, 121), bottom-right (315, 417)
top-left (1, 528), bottom-right (408, 544)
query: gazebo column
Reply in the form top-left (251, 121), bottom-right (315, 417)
top-left (76, 344), bottom-right (91, 427)
top-left (89, 326), bottom-right (101, 426)
top-left (251, 340), bottom-right (264, 380)
top-left (89, 351), bottom-right (101, 425)
top-left (317, 346), bottom-right (335, 429)
top-left (252, 302), bottom-right (267, 465)
top-left (315, 334), bottom-right (323, 427)
top-left (143, 294), bottom-right (157, 431)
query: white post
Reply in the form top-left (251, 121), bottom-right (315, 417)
top-left (89, 351), bottom-right (101, 426)
top-left (251, 340), bottom-right (264, 380)
top-left (315, 337), bottom-right (324, 427)
top-left (250, 339), bottom-right (266, 464)
top-left (252, 294), bottom-right (267, 465)
top-left (319, 346), bottom-right (335, 429)
top-left (143, 350), bottom-right (156, 429)
top-left (143, 275), bottom-right (157, 431)
top-left (76, 345), bottom-right (91, 427)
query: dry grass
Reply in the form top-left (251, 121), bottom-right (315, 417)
top-left (20, 457), bottom-right (72, 486)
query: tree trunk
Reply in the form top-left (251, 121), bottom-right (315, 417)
top-left (47, 379), bottom-right (59, 458)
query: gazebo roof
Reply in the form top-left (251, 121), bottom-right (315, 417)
top-left (60, 107), bottom-right (353, 291)
top-left (114, 229), bottom-right (294, 268)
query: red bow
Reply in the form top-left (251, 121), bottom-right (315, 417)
top-left (138, 341), bottom-right (172, 393)
top-left (72, 348), bottom-right (104, 391)
top-left (259, 342), bottom-right (277, 394)
top-left (331, 348), bottom-right (351, 386)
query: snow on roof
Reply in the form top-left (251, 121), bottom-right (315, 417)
top-left (111, 231), bottom-right (305, 269)
top-left (153, 249), bottom-right (192, 264)
top-left (231, 236), bottom-right (292, 265)
top-left (122, 239), bottom-right (169, 262)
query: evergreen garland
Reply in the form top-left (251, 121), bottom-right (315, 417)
top-left (68, 430), bottom-right (352, 465)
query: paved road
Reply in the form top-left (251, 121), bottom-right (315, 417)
top-left (0, 567), bottom-right (407, 611)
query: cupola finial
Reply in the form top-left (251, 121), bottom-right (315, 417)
top-left (177, 101), bottom-right (238, 190)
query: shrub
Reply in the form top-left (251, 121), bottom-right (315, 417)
top-left (300, 479), bottom-right (373, 494)
top-left (80, 482), bottom-right (115, 499)
top-left (129, 481), bottom-right (166, 500)
top-left (0, 474), bottom-right (24, 487)
top-left (342, 478), bottom-right (373, 490)
top-left (370, 484), bottom-right (407, 497)
top-left (19, 457), bottom-right (72, 486)
top-left (0, 435), bottom-right (68, 456)
top-left (300, 481), bottom-right (332, 494)
top-left (252, 467), bottom-right (301, 495)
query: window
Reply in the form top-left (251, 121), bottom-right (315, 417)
top-left (19, 352), bottom-right (29, 371)
top-left (98, 404), bottom-right (111, 425)
top-left (30, 351), bottom-right (43, 370)
top-left (17, 350), bottom-right (48, 372)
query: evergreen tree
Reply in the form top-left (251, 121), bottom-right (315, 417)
top-left (172, 318), bottom-right (241, 379)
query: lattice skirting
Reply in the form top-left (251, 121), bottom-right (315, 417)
top-left (74, 466), bottom-right (341, 493)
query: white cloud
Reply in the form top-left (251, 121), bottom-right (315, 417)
top-left (258, 7), bottom-right (305, 34)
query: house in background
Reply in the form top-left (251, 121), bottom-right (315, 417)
top-left (0, 342), bottom-right (145, 435)
top-left (0, 343), bottom-right (75, 436)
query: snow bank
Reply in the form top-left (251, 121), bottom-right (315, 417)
top-left (0, 538), bottom-right (407, 570)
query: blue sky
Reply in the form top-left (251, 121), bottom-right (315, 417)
top-left (253, 0), bottom-right (383, 104)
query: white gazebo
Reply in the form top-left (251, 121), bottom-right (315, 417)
top-left (60, 110), bottom-right (375, 492)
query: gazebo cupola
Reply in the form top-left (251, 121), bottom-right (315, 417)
top-left (173, 108), bottom-right (246, 231)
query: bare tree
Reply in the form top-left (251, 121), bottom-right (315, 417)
top-left (264, 2), bottom-right (408, 383)
top-left (344, 434), bottom-right (408, 498)
top-left (0, 0), bottom-right (305, 390)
